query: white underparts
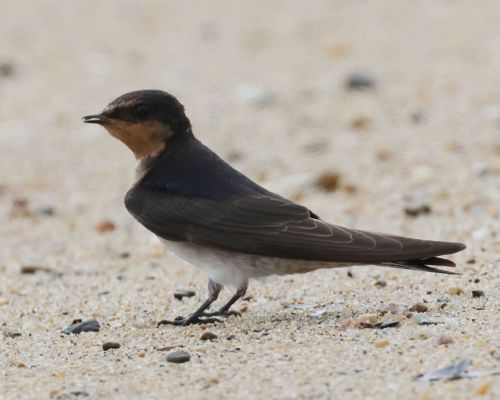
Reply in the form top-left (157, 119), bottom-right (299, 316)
top-left (162, 239), bottom-right (352, 289)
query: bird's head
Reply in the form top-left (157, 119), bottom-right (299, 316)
top-left (83, 90), bottom-right (192, 159)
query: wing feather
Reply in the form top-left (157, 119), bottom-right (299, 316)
top-left (125, 186), bottom-right (464, 264)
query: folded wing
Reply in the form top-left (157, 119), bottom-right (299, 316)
top-left (125, 187), bottom-right (465, 272)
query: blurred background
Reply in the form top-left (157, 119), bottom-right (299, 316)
top-left (0, 1), bottom-right (498, 398)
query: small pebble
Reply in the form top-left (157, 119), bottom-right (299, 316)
top-left (374, 280), bottom-right (387, 288)
top-left (379, 321), bottom-right (399, 329)
top-left (345, 72), bottom-right (376, 90)
top-left (476, 382), bottom-right (491, 396)
top-left (9, 198), bottom-right (32, 218)
top-left (404, 203), bottom-right (432, 217)
top-left (374, 340), bottom-right (389, 348)
top-left (435, 334), bottom-right (454, 345)
top-left (166, 350), bottom-right (191, 363)
top-left (37, 206), bottom-right (56, 216)
top-left (20, 265), bottom-right (51, 274)
top-left (0, 62), bottom-right (15, 77)
top-left (472, 290), bottom-right (484, 298)
top-left (102, 342), bottom-right (121, 351)
top-left (410, 110), bottom-right (425, 124)
top-left (63, 319), bottom-right (100, 334)
top-left (354, 313), bottom-right (379, 328)
top-left (351, 116), bottom-right (372, 130)
top-left (0, 298), bottom-right (10, 306)
top-left (3, 328), bottom-right (21, 338)
top-left (314, 171), bottom-right (340, 192)
top-left (95, 219), bottom-right (116, 233)
top-left (409, 303), bottom-right (428, 313)
top-left (447, 287), bottom-right (464, 296)
top-left (173, 290), bottom-right (196, 300)
top-left (70, 390), bottom-right (89, 397)
top-left (200, 332), bottom-right (218, 341)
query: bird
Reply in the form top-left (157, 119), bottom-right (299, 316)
top-left (83, 90), bottom-right (466, 326)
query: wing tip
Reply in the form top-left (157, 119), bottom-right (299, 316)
top-left (427, 240), bottom-right (465, 256)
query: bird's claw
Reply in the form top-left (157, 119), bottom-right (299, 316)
top-left (200, 309), bottom-right (241, 318)
top-left (157, 314), bottom-right (221, 326)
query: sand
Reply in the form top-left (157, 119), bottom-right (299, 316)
top-left (0, 1), bottom-right (498, 399)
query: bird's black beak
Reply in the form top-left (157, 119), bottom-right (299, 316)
top-left (82, 114), bottom-right (109, 124)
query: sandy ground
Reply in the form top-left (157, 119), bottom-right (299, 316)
top-left (0, 1), bottom-right (499, 399)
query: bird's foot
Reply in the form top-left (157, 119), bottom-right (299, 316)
top-left (200, 309), bottom-right (241, 318)
top-left (157, 314), bottom-right (222, 326)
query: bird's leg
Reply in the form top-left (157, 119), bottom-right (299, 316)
top-left (158, 279), bottom-right (223, 326)
top-left (201, 280), bottom-right (248, 318)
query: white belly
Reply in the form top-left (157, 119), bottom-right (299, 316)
top-left (162, 239), bottom-right (351, 288)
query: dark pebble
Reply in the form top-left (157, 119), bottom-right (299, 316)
top-left (173, 290), bottom-right (196, 300)
top-left (472, 290), bottom-right (484, 298)
top-left (404, 204), bottom-right (432, 217)
top-left (378, 321), bottom-right (400, 329)
top-left (410, 110), bottom-right (425, 124)
top-left (37, 206), bottom-right (56, 216)
top-left (200, 332), bottom-right (218, 341)
top-left (345, 72), bottom-right (376, 90)
top-left (102, 342), bottom-right (121, 351)
top-left (0, 62), bottom-right (15, 77)
top-left (166, 350), bottom-right (190, 363)
top-left (374, 280), bottom-right (387, 288)
top-left (70, 390), bottom-right (89, 397)
top-left (409, 303), bottom-right (428, 313)
top-left (21, 265), bottom-right (51, 274)
top-left (3, 328), bottom-right (22, 338)
top-left (63, 319), bottom-right (100, 334)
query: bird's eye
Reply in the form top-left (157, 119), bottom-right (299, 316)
top-left (135, 104), bottom-right (150, 118)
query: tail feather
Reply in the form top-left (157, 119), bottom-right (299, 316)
top-left (379, 256), bottom-right (460, 275)
top-left (421, 256), bottom-right (456, 267)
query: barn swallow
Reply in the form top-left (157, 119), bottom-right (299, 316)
top-left (83, 90), bottom-right (466, 326)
